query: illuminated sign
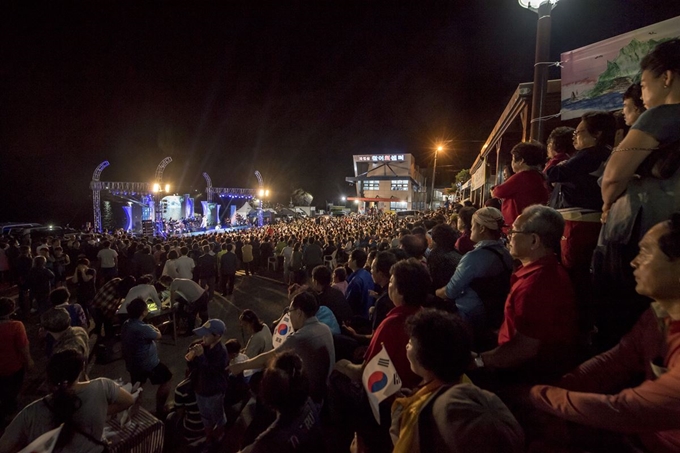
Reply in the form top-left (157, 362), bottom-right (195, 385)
top-left (356, 154), bottom-right (406, 162)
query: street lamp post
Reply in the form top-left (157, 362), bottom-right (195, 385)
top-left (430, 145), bottom-right (443, 210)
top-left (257, 189), bottom-right (269, 227)
top-left (519, 0), bottom-right (559, 143)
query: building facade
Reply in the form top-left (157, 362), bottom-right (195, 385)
top-left (345, 153), bottom-right (427, 212)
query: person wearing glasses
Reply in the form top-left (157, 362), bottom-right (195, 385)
top-left (530, 213), bottom-right (680, 452)
top-left (473, 205), bottom-right (579, 385)
top-left (546, 111), bottom-right (616, 211)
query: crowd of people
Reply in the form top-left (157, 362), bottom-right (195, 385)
top-left (0, 38), bottom-right (678, 453)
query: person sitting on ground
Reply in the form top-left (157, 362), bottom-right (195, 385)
top-left (239, 309), bottom-right (273, 360)
top-left (530, 213), bottom-right (680, 452)
top-left (391, 309), bottom-right (524, 453)
top-left (492, 141), bottom-right (550, 229)
top-left (0, 349), bottom-right (135, 453)
top-left (546, 111), bottom-right (616, 210)
top-left (435, 207), bottom-right (513, 349)
top-left (238, 352), bottom-right (325, 453)
top-left (121, 298), bottom-right (173, 416)
top-left (474, 205), bottom-right (580, 384)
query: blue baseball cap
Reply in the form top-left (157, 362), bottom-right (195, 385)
top-left (193, 319), bottom-right (226, 337)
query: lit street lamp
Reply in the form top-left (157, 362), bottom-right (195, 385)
top-left (519, 0), bottom-right (560, 142)
top-left (430, 144), bottom-right (444, 210)
top-left (257, 188), bottom-right (270, 226)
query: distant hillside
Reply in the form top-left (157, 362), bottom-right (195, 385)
top-left (585, 38), bottom-right (671, 98)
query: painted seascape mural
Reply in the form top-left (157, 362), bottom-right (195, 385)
top-left (560, 16), bottom-right (680, 120)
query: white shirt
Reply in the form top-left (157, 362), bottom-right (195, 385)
top-left (118, 284), bottom-right (161, 314)
top-left (170, 278), bottom-right (205, 302)
top-left (97, 248), bottom-right (118, 268)
top-left (175, 255), bottom-right (195, 279)
top-left (162, 259), bottom-right (180, 278)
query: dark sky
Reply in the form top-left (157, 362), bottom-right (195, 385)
top-left (2, 0), bottom-right (679, 225)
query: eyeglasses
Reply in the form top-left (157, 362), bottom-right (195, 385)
top-left (507, 229), bottom-right (534, 239)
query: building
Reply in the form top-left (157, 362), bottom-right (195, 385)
top-left (345, 153), bottom-right (427, 212)
top-left (467, 79), bottom-right (563, 207)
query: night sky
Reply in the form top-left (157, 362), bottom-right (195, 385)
top-left (2, 0), bottom-right (680, 226)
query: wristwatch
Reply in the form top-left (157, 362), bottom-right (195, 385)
top-left (474, 356), bottom-right (485, 368)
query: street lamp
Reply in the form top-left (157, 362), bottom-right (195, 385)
top-left (519, 0), bottom-right (560, 142)
top-left (257, 188), bottom-right (270, 226)
top-left (430, 145), bottom-right (444, 210)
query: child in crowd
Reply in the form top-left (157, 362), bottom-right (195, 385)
top-left (186, 319), bottom-right (228, 448)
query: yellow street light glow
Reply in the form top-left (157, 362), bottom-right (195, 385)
top-left (165, 184), bottom-right (170, 193)
top-left (153, 183), bottom-right (160, 193)
top-left (265, 189), bottom-right (270, 197)
top-left (437, 145), bottom-right (443, 152)
top-left (258, 189), bottom-right (264, 197)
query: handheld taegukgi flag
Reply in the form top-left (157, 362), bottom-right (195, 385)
top-left (18, 424), bottom-right (63, 453)
top-left (272, 313), bottom-right (295, 349)
top-left (362, 344), bottom-right (402, 424)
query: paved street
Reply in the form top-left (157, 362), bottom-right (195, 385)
top-left (88, 271), bottom-right (290, 413)
top-left (3, 270), bottom-right (290, 429)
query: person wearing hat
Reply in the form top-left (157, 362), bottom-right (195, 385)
top-left (435, 207), bottom-right (513, 350)
top-left (186, 318), bottom-right (228, 448)
top-left (390, 309), bottom-right (524, 453)
top-left (474, 205), bottom-right (579, 384)
top-left (0, 297), bottom-right (34, 420)
top-left (121, 298), bottom-right (173, 416)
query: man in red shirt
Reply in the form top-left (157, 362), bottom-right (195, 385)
top-left (492, 142), bottom-right (550, 229)
top-left (475, 205), bottom-right (579, 382)
top-left (530, 214), bottom-right (680, 452)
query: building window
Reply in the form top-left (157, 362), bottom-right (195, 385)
top-left (390, 180), bottom-right (409, 191)
top-left (363, 180), bottom-right (380, 191)
top-left (391, 202), bottom-right (408, 211)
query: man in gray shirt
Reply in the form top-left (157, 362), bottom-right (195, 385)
top-left (229, 292), bottom-right (335, 404)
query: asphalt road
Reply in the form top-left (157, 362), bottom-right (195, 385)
top-left (88, 271), bottom-right (290, 414)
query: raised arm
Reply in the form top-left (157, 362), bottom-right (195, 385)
top-left (601, 129), bottom-right (658, 211)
